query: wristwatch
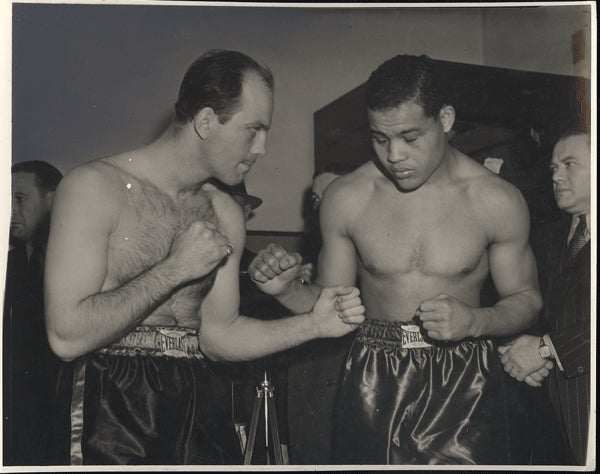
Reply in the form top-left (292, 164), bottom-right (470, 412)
top-left (539, 336), bottom-right (553, 360)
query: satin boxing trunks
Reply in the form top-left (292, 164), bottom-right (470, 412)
top-left (69, 326), bottom-right (241, 465)
top-left (331, 319), bottom-right (511, 465)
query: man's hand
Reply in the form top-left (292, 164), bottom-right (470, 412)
top-left (168, 220), bottom-right (233, 281)
top-left (311, 286), bottom-right (365, 338)
top-left (417, 293), bottom-right (476, 341)
top-left (497, 334), bottom-right (551, 383)
top-left (248, 243), bottom-right (311, 296)
top-left (522, 362), bottom-right (554, 387)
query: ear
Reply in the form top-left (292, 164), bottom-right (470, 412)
top-left (45, 190), bottom-right (55, 209)
top-left (192, 107), bottom-right (217, 140)
top-left (438, 105), bottom-right (455, 133)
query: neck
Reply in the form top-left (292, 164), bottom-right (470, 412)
top-left (132, 125), bottom-right (213, 199)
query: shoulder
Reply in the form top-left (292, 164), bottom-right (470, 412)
top-left (200, 181), bottom-right (246, 245)
top-left (52, 160), bottom-right (125, 230)
top-left (461, 157), bottom-right (527, 215)
top-left (56, 159), bottom-right (123, 202)
top-left (321, 162), bottom-right (376, 211)
top-left (461, 158), bottom-right (530, 239)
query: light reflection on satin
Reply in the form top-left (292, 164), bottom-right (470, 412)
top-left (332, 319), bottom-right (511, 465)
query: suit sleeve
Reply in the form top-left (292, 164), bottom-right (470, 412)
top-left (548, 323), bottom-right (590, 378)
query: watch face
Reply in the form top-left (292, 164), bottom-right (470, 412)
top-left (539, 345), bottom-right (552, 360)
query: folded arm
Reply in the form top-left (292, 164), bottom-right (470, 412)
top-left (45, 166), bottom-right (230, 361)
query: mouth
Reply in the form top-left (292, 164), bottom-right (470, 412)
top-left (239, 161), bottom-right (254, 173)
top-left (391, 167), bottom-right (415, 179)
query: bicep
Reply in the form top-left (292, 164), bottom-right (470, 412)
top-left (315, 191), bottom-right (357, 287)
top-left (45, 170), bottom-right (114, 323)
top-left (199, 194), bottom-right (245, 329)
top-left (487, 191), bottom-right (539, 298)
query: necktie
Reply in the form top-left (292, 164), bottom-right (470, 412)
top-left (568, 215), bottom-right (587, 258)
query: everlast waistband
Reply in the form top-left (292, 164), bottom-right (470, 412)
top-left (96, 325), bottom-right (204, 359)
top-left (358, 319), bottom-right (433, 349)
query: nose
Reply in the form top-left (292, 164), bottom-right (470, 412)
top-left (552, 165), bottom-right (564, 184)
top-left (251, 130), bottom-right (267, 157)
top-left (387, 139), bottom-right (408, 163)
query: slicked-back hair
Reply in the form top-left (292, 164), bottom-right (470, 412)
top-left (174, 50), bottom-right (273, 126)
top-left (11, 160), bottom-right (63, 193)
top-left (366, 54), bottom-right (447, 119)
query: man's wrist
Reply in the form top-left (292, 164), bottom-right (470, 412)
top-left (469, 307), bottom-right (491, 338)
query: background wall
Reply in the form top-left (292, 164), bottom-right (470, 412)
top-left (10, 2), bottom-right (592, 233)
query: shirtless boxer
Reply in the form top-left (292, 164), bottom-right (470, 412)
top-left (44, 50), bottom-right (364, 465)
top-left (248, 55), bottom-right (542, 465)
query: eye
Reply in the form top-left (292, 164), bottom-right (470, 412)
top-left (404, 136), bottom-right (418, 143)
top-left (371, 134), bottom-right (388, 145)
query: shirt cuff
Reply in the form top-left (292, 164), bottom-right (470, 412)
top-left (544, 334), bottom-right (564, 372)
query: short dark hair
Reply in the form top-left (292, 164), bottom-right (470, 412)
top-left (174, 50), bottom-right (273, 125)
top-left (366, 54), bottom-right (447, 118)
top-left (557, 119), bottom-right (590, 143)
top-left (11, 160), bottom-right (63, 193)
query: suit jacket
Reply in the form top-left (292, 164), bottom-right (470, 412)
top-left (540, 215), bottom-right (591, 465)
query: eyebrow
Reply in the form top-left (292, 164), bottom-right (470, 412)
top-left (370, 126), bottom-right (420, 135)
top-left (248, 121), bottom-right (270, 131)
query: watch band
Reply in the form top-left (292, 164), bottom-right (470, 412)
top-left (539, 336), bottom-right (553, 360)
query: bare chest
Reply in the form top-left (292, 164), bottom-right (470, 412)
top-left (107, 183), bottom-right (217, 286)
top-left (353, 198), bottom-right (488, 278)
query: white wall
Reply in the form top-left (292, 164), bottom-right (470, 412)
top-left (9, 3), bottom-right (592, 232)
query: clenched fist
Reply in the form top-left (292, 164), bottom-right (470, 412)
top-left (248, 243), bottom-right (311, 296)
top-left (417, 293), bottom-right (476, 341)
top-left (311, 286), bottom-right (365, 338)
top-left (167, 220), bottom-right (233, 281)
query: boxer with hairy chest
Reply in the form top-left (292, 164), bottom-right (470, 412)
top-left (44, 50), bottom-right (364, 465)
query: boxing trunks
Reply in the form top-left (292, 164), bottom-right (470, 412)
top-left (331, 319), bottom-right (511, 465)
top-left (69, 326), bottom-right (241, 465)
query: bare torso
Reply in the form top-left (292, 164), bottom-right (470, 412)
top-left (96, 158), bottom-right (219, 328)
top-left (333, 155), bottom-right (500, 322)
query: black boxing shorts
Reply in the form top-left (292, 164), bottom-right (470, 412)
top-left (331, 319), bottom-right (511, 465)
top-left (69, 326), bottom-right (242, 465)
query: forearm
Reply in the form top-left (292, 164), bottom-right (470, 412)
top-left (200, 312), bottom-right (319, 362)
top-left (273, 279), bottom-right (321, 314)
top-left (48, 259), bottom-right (184, 360)
top-left (472, 288), bottom-right (542, 338)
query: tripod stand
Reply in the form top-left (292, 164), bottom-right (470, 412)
top-left (243, 369), bottom-right (283, 465)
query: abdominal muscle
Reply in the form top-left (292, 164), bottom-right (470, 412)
top-left (359, 269), bottom-right (484, 323)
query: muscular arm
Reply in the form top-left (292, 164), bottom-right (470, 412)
top-left (45, 166), bottom-right (227, 361)
top-left (471, 182), bottom-right (542, 337)
top-left (199, 193), bottom-right (363, 362)
top-left (315, 181), bottom-right (359, 289)
top-left (248, 179), bottom-right (358, 314)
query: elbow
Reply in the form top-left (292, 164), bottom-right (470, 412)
top-left (46, 311), bottom-right (88, 362)
top-left (198, 332), bottom-right (227, 362)
top-left (198, 329), bottom-right (241, 363)
top-left (47, 329), bottom-right (87, 362)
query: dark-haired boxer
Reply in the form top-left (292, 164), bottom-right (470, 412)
top-left (44, 50), bottom-right (364, 465)
top-left (249, 54), bottom-right (541, 465)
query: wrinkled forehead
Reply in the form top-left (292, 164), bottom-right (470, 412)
top-left (551, 134), bottom-right (590, 164)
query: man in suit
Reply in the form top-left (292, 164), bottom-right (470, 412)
top-left (499, 128), bottom-right (591, 465)
top-left (4, 160), bottom-right (67, 465)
